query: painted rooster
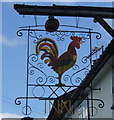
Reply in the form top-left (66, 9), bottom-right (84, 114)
top-left (36, 36), bottom-right (82, 86)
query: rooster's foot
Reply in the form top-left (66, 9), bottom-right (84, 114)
top-left (55, 83), bottom-right (66, 86)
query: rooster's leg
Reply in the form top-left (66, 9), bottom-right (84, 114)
top-left (55, 75), bottom-right (66, 86)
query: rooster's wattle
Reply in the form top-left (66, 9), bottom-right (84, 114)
top-left (36, 36), bottom-right (82, 86)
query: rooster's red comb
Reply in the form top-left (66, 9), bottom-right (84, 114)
top-left (70, 36), bottom-right (82, 41)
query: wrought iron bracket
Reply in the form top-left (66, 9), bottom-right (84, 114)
top-left (94, 17), bottom-right (114, 38)
top-left (86, 98), bottom-right (105, 109)
top-left (14, 24), bottom-right (103, 116)
top-left (88, 86), bottom-right (101, 91)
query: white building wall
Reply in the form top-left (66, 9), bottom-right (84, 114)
top-left (90, 64), bottom-right (112, 118)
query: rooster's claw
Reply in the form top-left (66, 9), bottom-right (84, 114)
top-left (55, 83), bottom-right (66, 86)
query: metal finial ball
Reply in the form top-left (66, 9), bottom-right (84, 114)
top-left (45, 17), bottom-right (59, 32)
top-left (21, 117), bottom-right (33, 120)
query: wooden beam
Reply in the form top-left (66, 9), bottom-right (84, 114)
top-left (14, 4), bottom-right (114, 19)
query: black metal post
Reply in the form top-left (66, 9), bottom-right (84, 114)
top-left (25, 28), bottom-right (30, 115)
top-left (89, 28), bottom-right (94, 116)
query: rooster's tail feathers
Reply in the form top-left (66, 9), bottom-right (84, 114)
top-left (40, 52), bottom-right (56, 65)
top-left (38, 46), bottom-right (55, 57)
top-left (44, 59), bottom-right (51, 64)
top-left (36, 38), bottom-right (58, 57)
top-left (36, 38), bottom-right (58, 65)
top-left (41, 52), bottom-right (54, 60)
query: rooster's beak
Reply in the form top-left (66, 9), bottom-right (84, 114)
top-left (80, 41), bottom-right (83, 44)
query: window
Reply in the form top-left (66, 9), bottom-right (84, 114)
top-left (78, 100), bottom-right (88, 119)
